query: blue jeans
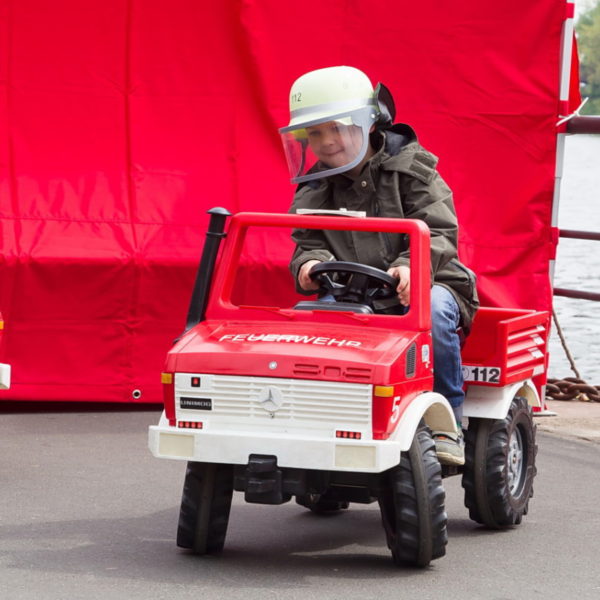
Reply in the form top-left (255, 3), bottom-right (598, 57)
top-left (431, 285), bottom-right (464, 424)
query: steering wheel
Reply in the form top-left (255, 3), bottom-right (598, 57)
top-left (309, 261), bottom-right (399, 307)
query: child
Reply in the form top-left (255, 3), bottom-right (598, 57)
top-left (279, 66), bottom-right (479, 465)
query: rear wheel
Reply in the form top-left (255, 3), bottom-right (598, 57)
top-left (378, 424), bottom-right (447, 567)
top-left (176, 462), bottom-right (234, 554)
top-left (462, 395), bottom-right (537, 528)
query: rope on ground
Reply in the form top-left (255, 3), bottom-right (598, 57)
top-left (546, 309), bottom-right (600, 402)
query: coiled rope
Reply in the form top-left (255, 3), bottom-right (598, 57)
top-left (546, 309), bottom-right (600, 402)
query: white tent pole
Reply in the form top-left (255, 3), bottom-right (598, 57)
top-left (550, 1), bottom-right (576, 284)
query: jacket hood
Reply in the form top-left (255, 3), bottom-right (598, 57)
top-left (379, 123), bottom-right (417, 155)
top-left (374, 126), bottom-right (439, 184)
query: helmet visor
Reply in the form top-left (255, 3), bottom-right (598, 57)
top-left (280, 107), bottom-right (376, 184)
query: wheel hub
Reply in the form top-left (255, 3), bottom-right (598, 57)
top-left (507, 426), bottom-right (524, 495)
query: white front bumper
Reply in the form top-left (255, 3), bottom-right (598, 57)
top-left (148, 422), bottom-right (402, 473)
top-left (0, 363), bottom-right (10, 389)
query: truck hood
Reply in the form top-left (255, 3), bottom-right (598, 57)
top-left (167, 319), bottom-right (426, 384)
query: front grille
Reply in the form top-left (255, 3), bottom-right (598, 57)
top-left (175, 374), bottom-right (372, 430)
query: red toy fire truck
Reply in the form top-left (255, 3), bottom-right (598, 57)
top-left (149, 209), bottom-right (549, 567)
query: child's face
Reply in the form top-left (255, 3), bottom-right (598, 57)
top-left (305, 121), bottom-right (364, 169)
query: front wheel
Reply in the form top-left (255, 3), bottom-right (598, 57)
top-left (462, 396), bottom-right (537, 528)
top-left (378, 424), bottom-right (448, 567)
top-left (176, 462), bottom-right (234, 554)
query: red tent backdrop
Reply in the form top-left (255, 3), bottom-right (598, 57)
top-left (0, 0), bottom-right (579, 403)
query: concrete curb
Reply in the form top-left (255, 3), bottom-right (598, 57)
top-left (535, 399), bottom-right (600, 444)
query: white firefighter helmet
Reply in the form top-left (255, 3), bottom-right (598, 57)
top-left (279, 66), bottom-right (394, 183)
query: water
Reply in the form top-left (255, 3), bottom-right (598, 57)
top-left (548, 135), bottom-right (600, 383)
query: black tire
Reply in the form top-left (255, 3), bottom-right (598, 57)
top-left (462, 395), bottom-right (537, 529)
top-left (378, 424), bottom-right (447, 567)
top-left (296, 492), bottom-right (349, 514)
top-left (176, 461), bottom-right (234, 554)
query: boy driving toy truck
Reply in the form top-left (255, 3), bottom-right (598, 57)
top-left (148, 66), bottom-right (547, 567)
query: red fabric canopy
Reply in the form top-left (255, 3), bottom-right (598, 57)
top-left (0, 0), bottom-right (577, 402)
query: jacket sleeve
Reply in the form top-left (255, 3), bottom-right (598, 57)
top-left (388, 149), bottom-right (458, 276)
top-left (288, 184), bottom-right (336, 294)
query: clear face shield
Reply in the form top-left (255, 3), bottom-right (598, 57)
top-left (279, 106), bottom-right (377, 184)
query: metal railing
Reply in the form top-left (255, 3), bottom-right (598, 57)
top-left (553, 115), bottom-right (600, 302)
top-left (566, 115), bottom-right (600, 134)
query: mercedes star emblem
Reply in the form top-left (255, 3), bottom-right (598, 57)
top-left (258, 385), bottom-right (284, 414)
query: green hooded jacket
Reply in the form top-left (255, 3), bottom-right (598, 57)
top-left (289, 124), bottom-right (479, 330)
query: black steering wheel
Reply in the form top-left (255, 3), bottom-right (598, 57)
top-left (309, 261), bottom-right (399, 307)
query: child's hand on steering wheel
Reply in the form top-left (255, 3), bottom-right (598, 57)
top-left (387, 265), bottom-right (411, 306)
top-left (298, 260), bottom-right (322, 291)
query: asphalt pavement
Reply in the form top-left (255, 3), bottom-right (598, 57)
top-left (0, 401), bottom-right (599, 600)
